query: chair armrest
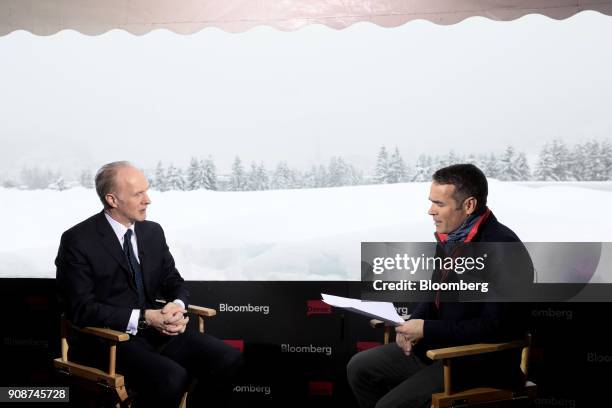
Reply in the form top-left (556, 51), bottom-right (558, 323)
top-left (155, 299), bottom-right (216, 317)
top-left (369, 315), bottom-right (410, 329)
top-left (369, 319), bottom-right (385, 328)
top-left (60, 321), bottom-right (128, 377)
top-left (426, 339), bottom-right (527, 360)
top-left (187, 304), bottom-right (217, 317)
top-left (76, 326), bottom-right (130, 342)
top-left (61, 316), bottom-right (129, 342)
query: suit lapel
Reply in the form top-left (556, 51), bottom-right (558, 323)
top-left (135, 221), bottom-right (153, 300)
top-left (95, 211), bottom-right (136, 291)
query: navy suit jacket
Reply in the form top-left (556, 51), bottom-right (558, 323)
top-left (409, 213), bottom-right (533, 389)
top-left (411, 212), bottom-right (532, 348)
top-left (55, 211), bottom-right (189, 331)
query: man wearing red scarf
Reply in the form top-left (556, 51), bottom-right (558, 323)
top-left (347, 164), bottom-right (532, 408)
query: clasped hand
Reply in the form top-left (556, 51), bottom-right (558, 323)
top-left (395, 319), bottom-right (424, 356)
top-left (146, 302), bottom-right (189, 336)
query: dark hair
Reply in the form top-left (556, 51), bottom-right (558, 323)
top-left (95, 161), bottom-right (133, 209)
top-left (432, 163), bottom-right (488, 212)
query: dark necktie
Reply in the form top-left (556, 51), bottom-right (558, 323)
top-left (123, 229), bottom-right (145, 307)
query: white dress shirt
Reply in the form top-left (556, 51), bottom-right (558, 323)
top-left (104, 212), bottom-right (185, 335)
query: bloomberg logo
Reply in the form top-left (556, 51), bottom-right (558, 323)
top-left (281, 343), bottom-right (332, 356)
top-left (233, 384), bottom-right (272, 396)
top-left (307, 300), bottom-right (332, 316)
top-left (219, 303), bottom-right (270, 315)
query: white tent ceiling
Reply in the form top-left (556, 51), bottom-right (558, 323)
top-left (1, 0), bottom-right (612, 35)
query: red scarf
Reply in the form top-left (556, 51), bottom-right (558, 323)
top-left (433, 208), bottom-right (491, 308)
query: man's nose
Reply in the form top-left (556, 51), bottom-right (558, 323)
top-left (428, 205), bottom-right (436, 216)
top-left (143, 193), bottom-right (151, 205)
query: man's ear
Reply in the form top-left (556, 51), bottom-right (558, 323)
top-left (464, 197), bottom-right (477, 215)
top-left (105, 193), bottom-right (117, 209)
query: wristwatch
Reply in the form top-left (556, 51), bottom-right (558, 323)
top-left (138, 308), bottom-right (149, 330)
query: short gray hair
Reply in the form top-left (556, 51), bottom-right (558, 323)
top-left (95, 161), bottom-right (133, 209)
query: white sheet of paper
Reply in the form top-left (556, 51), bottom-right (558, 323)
top-left (321, 293), bottom-right (405, 325)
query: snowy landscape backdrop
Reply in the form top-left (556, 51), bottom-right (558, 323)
top-left (2, 12), bottom-right (612, 280)
top-left (2, 180), bottom-right (611, 280)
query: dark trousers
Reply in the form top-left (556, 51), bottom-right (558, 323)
top-left (116, 328), bottom-right (242, 408)
top-left (347, 343), bottom-right (444, 408)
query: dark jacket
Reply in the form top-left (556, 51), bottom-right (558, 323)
top-left (55, 211), bottom-right (189, 331)
top-left (410, 212), bottom-right (532, 389)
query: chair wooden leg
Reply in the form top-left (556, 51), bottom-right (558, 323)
top-left (443, 359), bottom-right (452, 395)
top-left (179, 391), bottom-right (188, 408)
top-left (115, 385), bottom-right (129, 408)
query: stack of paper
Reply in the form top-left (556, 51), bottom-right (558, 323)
top-left (321, 293), bottom-right (406, 326)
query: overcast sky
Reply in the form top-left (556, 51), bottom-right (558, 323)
top-left (1, 11), bottom-right (611, 177)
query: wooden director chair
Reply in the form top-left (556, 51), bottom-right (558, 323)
top-left (53, 301), bottom-right (217, 408)
top-left (370, 318), bottom-right (537, 408)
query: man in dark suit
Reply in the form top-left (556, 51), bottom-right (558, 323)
top-left (347, 164), bottom-right (532, 408)
top-left (56, 161), bottom-right (241, 408)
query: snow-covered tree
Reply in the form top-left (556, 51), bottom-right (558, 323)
top-left (496, 147), bottom-right (531, 181)
top-left (303, 165), bottom-right (329, 188)
top-left (465, 154), bottom-right (478, 165)
top-left (515, 152), bottom-right (531, 180)
top-left (271, 161), bottom-right (300, 190)
top-left (578, 140), bottom-right (611, 181)
top-left (374, 146), bottom-right (389, 184)
top-left (166, 164), bottom-right (185, 190)
top-left (49, 176), bottom-right (67, 191)
top-left (1, 177), bottom-right (18, 188)
top-left (534, 143), bottom-right (555, 181)
top-left (601, 140), bottom-right (612, 180)
top-left (20, 166), bottom-right (58, 190)
top-left (481, 153), bottom-right (500, 179)
top-left (258, 162), bottom-right (270, 190)
top-left (201, 157), bottom-right (217, 190)
top-left (412, 154), bottom-right (432, 182)
top-left (79, 169), bottom-right (94, 188)
top-left (186, 157), bottom-right (203, 190)
top-left (350, 166), bottom-right (364, 186)
top-left (387, 147), bottom-right (407, 183)
top-left (154, 161), bottom-right (168, 191)
top-left (229, 156), bottom-right (247, 191)
top-left (247, 161), bottom-right (269, 191)
top-left (497, 146), bottom-right (521, 181)
top-left (444, 150), bottom-right (463, 166)
top-left (318, 165), bottom-right (330, 187)
top-left (327, 156), bottom-right (354, 187)
top-left (534, 140), bottom-right (572, 181)
top-left (571, 142), bottom-right (589, 181)
top-left (302, 166), bottom-right (317, 188)
top-left (431, 155), bottom-right (449, 174)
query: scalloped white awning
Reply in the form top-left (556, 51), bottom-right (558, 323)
top-left (1, 0), bottom-right (612, 35)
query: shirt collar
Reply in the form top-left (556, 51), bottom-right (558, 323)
top-left (104, 211), bottom-right (135, 242)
